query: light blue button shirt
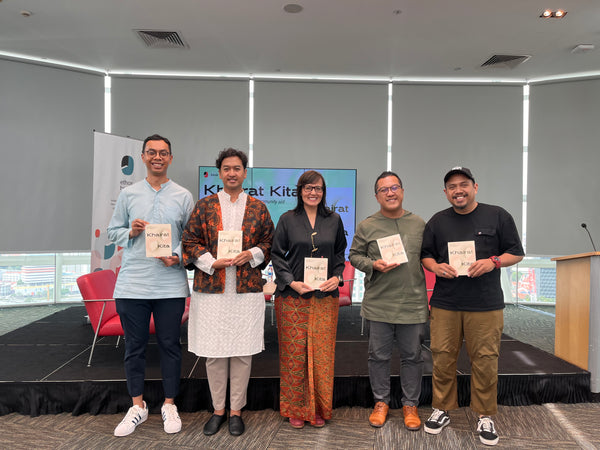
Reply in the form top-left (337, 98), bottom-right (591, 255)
top-left (107, 179), bottom-right (194, 299)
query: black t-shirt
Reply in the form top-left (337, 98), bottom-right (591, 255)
top-left (421, 203), bottom-right (524, 311)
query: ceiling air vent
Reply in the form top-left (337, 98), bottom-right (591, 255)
top-left (135, 30), bottom-right (189, 49)
top-left (481, 54), bottom-right (531, 69)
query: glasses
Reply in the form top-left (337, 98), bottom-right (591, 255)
top-left (311, 232), bottom-right (318, 256)
top-left (377, 184), bottom-right (402, 195)
top-left (303, 185), bottom-right (323, 193)
top-left (144, 150), bottom-right (170, 158)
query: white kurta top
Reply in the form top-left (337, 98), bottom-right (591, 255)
top-left (188, 190), bottom-right (266, 358)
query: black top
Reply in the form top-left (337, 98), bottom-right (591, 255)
top-left (272, 209), bottom-right (347, 298)
top-left (421, 203), bottom-right (524, 311)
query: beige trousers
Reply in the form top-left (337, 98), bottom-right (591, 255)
top-left (205, 356), bottom-right (253, 411)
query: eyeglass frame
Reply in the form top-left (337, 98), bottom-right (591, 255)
top-left (376, 184), bottom-right (402, 195)
top-left (143, 149), bottom-right (171, 158)
top-left (303, 185), bottom-right (324, 193)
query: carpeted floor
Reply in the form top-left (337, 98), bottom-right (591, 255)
top-left (503, 304), bottom-right (556, 354)
top-left (1, 302), bottom-right (598, 449)
top-left (2, 403), bottom-right (600, 449)
top-left (0, 304), bottom-right (73, 336)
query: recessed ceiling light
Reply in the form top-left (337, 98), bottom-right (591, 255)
top-left (540, 9), bottom-right (567, 18)
top-left (283, 4), bottom-right (303, 13)
top-left (20, 10), bottom-right (32, 17)
top-left (393, 9), bottom-right (402, 15)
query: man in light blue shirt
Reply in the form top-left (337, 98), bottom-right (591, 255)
top-left (107, 134), bottom-right (194, 437)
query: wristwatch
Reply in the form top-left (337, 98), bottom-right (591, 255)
top-left (489, 256), bottom-right (501, 269)
top-left (337, 275), bottom-right (344, 287)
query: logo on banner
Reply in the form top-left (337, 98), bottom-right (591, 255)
top-left (121, 155), bottom-right (135, 175)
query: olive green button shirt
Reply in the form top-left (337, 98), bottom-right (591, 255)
top-left (349, 210), bottom-right (428, 324)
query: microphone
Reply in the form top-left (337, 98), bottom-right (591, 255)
top-left (581, 223), bottom-right (598, 252)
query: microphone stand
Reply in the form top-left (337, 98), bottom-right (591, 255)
top-left (581, 223), bottom-right (598, 252)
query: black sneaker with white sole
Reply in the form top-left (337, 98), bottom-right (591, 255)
top-left (424, 408), bottom-right (450, 435)
top-left (477, 416), bottom-right (499, 446)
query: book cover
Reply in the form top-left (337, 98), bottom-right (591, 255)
top-left (377, 234), bottom-right (408, 265)
top-left (304, 257), bottom-right (328, 290)
top-left (217, 230), bottom-right (243, 259)
top-left (448, 240), bottom-right (476, 276)
top-left (145, 224), bottom-right (172, 258)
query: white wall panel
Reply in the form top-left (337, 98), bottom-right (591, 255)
top-left (393, 84), bottom-right (523, 228)
top-left (111, 78), bottom-right (249, 198)
top-left (528, 80), bottom-right (600, 256)
top-left (254, 81), bottom-right (388, 224)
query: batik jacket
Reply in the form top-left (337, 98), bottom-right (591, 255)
top-left (182, 193), bottom-right (274, 294)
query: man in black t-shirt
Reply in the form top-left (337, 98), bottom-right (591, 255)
top-left (421, 167), bottom-right (524, 447)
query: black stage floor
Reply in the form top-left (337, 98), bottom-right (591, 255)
top-left (0, 305), bottom-right (591, 416)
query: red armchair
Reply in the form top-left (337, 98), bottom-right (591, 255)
top-left (424, 268), bottom-right (436, 303)
top-left (338, 261), bottom-right (356, 307)
top-left (77, 270), bottom-right (190, 367)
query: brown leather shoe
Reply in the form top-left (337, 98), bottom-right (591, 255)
top-left (369, 402), bottom-right (389, 427)
top-left (403, 405), bottom-right (421, 431)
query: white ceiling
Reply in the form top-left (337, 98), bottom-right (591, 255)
top-left (1, 0), bottom-right (600, 82)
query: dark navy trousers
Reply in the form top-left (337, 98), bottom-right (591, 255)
top-left (115, 298), bottom-right (186, 399)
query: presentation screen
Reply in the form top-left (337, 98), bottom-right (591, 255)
top-left (198, 167), bottom-right (356, 255)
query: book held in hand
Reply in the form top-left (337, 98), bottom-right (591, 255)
top-left (448, 240), bottom-right (476, 276)
top-left (304, 257), bottom-right (328, 290)
top-left (217, 230), bottom-right (243, 259)
top-left (377, 234), bottom-right (408, 265)
top-left (145, 224), bottom-right (172, 258)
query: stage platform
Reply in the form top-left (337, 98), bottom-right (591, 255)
top-left (0, 305), bottom-right (591, 416)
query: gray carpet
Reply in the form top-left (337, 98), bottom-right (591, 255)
top-left (1, 404), bottom-right (599, 449)
top-left (503, 304), bottom-right (555, 354)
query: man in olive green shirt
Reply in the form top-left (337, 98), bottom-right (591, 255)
top-left (349, 171), bottom-right (428, 431)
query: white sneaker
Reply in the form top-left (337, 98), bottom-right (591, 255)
top-left (161, 403), bottom-right (182, 434)
top-left (477, 416), bottom-right (499, 446)
top-left (114, 402), bottom-right (148, 437)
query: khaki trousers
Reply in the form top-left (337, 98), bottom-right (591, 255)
top-left (206, 355), bottom-right (252, 411)
top-left (430, 307), bottom-right (503, 416)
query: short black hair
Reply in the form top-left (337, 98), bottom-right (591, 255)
top-left (142, 134), bottom-right (171, 154)
top-left (216, 148), bottom-right (248, 169)
top-left (374, 171), bottom-right (403, 194)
